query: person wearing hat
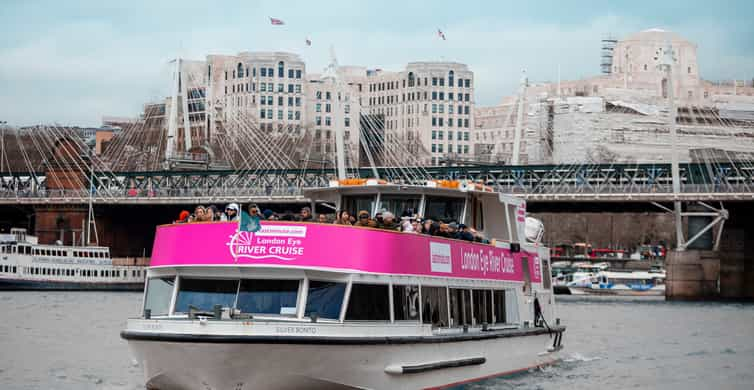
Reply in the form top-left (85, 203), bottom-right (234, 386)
top-left (379, 211), bottom-right (399, 231)
top-left (354, 210), bottom-right (377, 228)
top-left (222, 203), bottom-right (240, 221)
top-left (262, 209), bottom-right (274, 220)
top-left (176, 210), bottom-right (190, 224)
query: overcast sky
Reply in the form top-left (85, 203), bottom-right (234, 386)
top-left (1, 0), bottom-right (752, 126)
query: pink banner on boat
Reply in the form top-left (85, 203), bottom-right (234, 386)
top-left (151, 222), bottom-right (542, 283)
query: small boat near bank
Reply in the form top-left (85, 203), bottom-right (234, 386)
top-left (0, 228), bottom-right (147, 290)
top-left (122, 181), bottom-right (565, 390)
top-left (567, 270), bottom-right (666, 296)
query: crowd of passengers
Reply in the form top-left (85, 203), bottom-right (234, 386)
top-left (175, 203), bottom-right (489, 243)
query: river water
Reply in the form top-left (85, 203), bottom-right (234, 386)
top-left (0, 292), bottom-right (752, 390)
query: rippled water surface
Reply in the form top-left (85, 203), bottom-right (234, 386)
top-left (0, 292), bottom-right (752, 390)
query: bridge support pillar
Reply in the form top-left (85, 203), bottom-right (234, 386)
top-left (665, 250), bottom-right (720, 300)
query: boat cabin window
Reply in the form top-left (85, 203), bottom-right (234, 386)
top-left (236, 279), bottom-right (299, 316)
top-left (425, 196), bottom-right (465, 223)
top-left (472, 289), bottom-right (494, 325)
top-left (541, 259), bottom-right (551, 289)
top-left (345, 284), bottom-right (390, 321)
top-left (175, 278), bottom-right (238, 313)
top-left (492, 290), bottom-right (507, 324)
top-left (304, 280), bottom-right (346, 320)
top-left (144, 277), bottom-right (175, 316)
top-left (379, 195), bottom-right (421, 218)
top-left (449, 288), bottom-right (472, 327)
top-left (343, 196), bottom-right (376, 217)
top-left (421, 286), bottom-right (449, 327)
top-left (521, 257), bottom-right (531, 294)
top-left (393, 285), bottom-right (420, 321)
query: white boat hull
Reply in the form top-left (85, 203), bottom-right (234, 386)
top-left (126, 332), bottom-right (561, 390)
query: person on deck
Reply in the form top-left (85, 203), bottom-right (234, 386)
top-left (334, 210), bottom-right (353, 225)
top-left (317, 213), bottom-right (329, 224)
top-left (299, 207), bottom-right (314, 222)
top-left (222, 203), bottom-right (240, 222)
top-left (379, 211), bottom-right (399, 230)
top-left (354, 210), bottom-right (377, 227)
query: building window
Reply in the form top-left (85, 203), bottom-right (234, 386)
top-left (316, 103), bottom-right (322, 112)
top-left (432, 104), bottom-right (437, 113)
top-left (439, 77), bottom-right (444, 86)
top-left (463, 145), bottom-right (469, 154)
top-left (278, 96), bottom-right (283, 106)
top-left (237, 63), bottom-right (244, 78)
top-left (296, 69), bottom-right (302, 79)
top-left (288, 69), bottom-right (294, 78)
top-left (278, 110), bottom-right (283, 120)
top-left (464, 119), bottom-right (469, 128)
top-left (295, 97), bottom-right (301, 106)
top-left (288, 84), bottom-right (294, 93)
top-left (278, 61), bottom-right (284, 78)
top-left (295, 84), bottom-right (301, 93)
top-left (326, 91), bottom-right (331, 100)
top-left (325, 117), bottom-right (331, 126)
top-left (288, 96), bottom-right (293, 106)
top-left (448, 70), bottom-right (454, 87)
top-left (432, 91), bottom-right (437, 100)
top-left (267, 96), bottom-right (273, 105)
top-left (432, 130), bottom-right (436, 140)
top-left (316, 116), bottom-right (322, 125)
top-left (438, 131), bottom-right (444, 140)
top-left (295, 111), bottom-right (301, 120)
top-left (261, 68), bottom-right (267, 77)
top-left (438, 144), bottom-right (443, 153)
top-left (432, 77), bottom-right (438, 86)
top-left (260, 109), bottom-right (266, 118)
top-left (325, 103), bottom-right (331, 113)
top-left (431, 144), bottom-right (436, 153)
top-left (278, 84), bottom-right (284, 92)
top-left (344, 117), bottom-right (350, 127)
top-left (464, 79), bottom-right (470, 88)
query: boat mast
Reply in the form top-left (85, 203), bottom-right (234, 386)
top-left (86, 149), bottom-right (99, 246)
top-left (511, 70), bottom-right (527, 165)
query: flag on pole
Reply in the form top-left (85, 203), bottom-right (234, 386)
top-left (305, 36), bottom-right (312, 46)
top-left (270, 17), bottom-right (285, 25)
top-left (437, 28), bottom-right (446, 41)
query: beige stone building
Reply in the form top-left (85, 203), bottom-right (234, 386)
top-left (474, 28), bottom-right (754, 165)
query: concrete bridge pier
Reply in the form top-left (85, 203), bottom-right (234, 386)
top-left (666, 203), bottom-right (754, 301)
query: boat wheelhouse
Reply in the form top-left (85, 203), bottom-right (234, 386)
top-left (0, 228), bottom-right (146, 290)
top-left (122, 182), bottom-right (565, 390)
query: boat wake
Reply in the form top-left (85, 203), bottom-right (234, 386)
top-left (562, 352), bottom-right (603, 363)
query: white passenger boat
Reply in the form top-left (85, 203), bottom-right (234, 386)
top-left (0, 228), bottom-right (146, 290)
top-left (122, 181), bottom-right (565, 390)
top-left (568, 270), bottom-right (666, 296)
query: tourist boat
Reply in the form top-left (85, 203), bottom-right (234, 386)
top-left (122, 180), bottom-right (565, 390)
top-left (0, 228), bottom-right (147, 290)
top-left (567, 270), bottom-right (666, 296)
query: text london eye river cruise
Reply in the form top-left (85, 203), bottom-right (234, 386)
top-left (121, 179), bottom-right (565, 390)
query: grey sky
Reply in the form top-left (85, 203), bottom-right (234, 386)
top-left (1, 0), bottom-right (752, 126)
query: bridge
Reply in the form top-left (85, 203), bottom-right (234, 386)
top-left (2, 162), bottom-right (753, 205)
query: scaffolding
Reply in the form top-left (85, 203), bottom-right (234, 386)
top-left (601, 36), bottom-right (618, 74)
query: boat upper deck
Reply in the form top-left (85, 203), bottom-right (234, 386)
top-left (151, 221), bottom-right (544, 284)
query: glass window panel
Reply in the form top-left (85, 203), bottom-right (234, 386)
top-left (345, 284), bottom-right (390, 321)
top-left (425, 196), bottom-right (465, 223)
top-left (175, 278), bottom-right (238, 313)
top-left (379, 195), bottom-right (421, 218)
top-left (393, 285), bottom-right (420, 321)
top-left (144, 277), bottom-right (175, 316)
top-left (493, 290), bottom-right (507, 323)
top-left (472, 289), bottom-right (494, 325)
top-left (449, 288), bottom-right (472, 327)
top-left (421, 286), bottom-right (449, 327)
top-left (305, 280), bottom-right (346, 319)
top-left (237, 279), bottom-right (299, 315)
